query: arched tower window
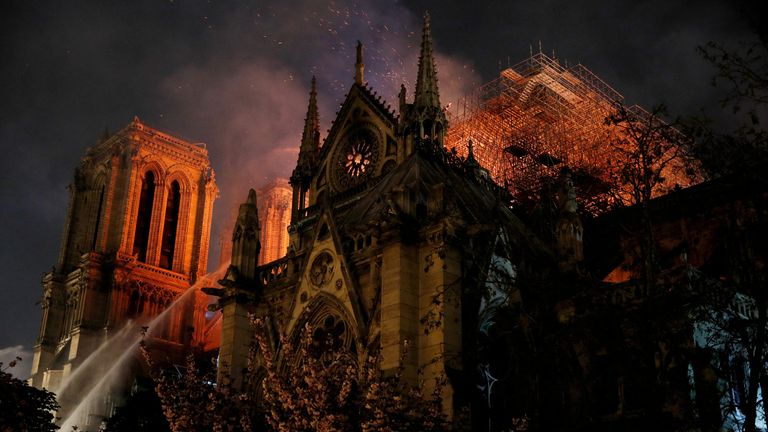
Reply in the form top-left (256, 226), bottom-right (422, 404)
top-left (133, 171), bottom-right (155, 262)
top-left (159, 180), bottom-right (181, 270)
top-left (90, 184), bottom-right (105, 251)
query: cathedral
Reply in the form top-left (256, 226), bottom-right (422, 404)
top-left (210, 13), bottom-right (578, 426)
top-left (30, 13), bottom-right (768, 432)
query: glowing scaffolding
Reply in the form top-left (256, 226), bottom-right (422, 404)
top-left (446, 52), bottom-right (692, 213)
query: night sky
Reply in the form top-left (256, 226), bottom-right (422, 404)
top-left (0, 0), bottom-right (758, 378)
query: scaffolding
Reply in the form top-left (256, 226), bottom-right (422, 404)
top-left (446, 52), bottom-right (692, 213)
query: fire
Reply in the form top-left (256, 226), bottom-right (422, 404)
top-left (445, 52), bottom-right (699, 213)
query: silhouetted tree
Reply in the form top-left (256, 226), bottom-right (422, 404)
top-left (255, 319), bottom-right (450, 432)
top-left (690, 31), bottom-right (768, 177)
top-left (0, 358), bottom-right (59, 432)
top-left (685, 26), bottom-right (768, 432)
top-left (605, 104), bottom-right (700, 292)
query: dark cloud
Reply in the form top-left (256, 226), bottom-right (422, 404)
top-left (0, 0), bottom-right (754, 353)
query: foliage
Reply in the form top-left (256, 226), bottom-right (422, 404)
top-left (605, 104), bottom-right (700, 209)
top-left (604, 104), bottom-right (700, 291)
top-left (688, 36), bottom-right (768, 177)
top-left (256, 319), bottom-right (450, 432)
top-left (140, 343), bottom-right (253, 432)
top-left (0, 358), bottom-right (60, 432)
top-left (141, 320), bottom-right (452, 432)
top-left (685, 29), bottom-right (768, 432)
top-left (690, 202), bottom-right (768, 432)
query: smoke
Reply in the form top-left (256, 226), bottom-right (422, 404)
top-left (146, 0), bottom-right (481, 266)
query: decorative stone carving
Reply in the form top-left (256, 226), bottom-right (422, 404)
top-left (309, 252), bottom-right (334, 288)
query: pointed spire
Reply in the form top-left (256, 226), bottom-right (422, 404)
top-left (398, 84), bottom-right (407, 117)
top-left (355, 41), bottom-right (365, 85)
top-left (291, 77), bottom-right (319, 195)
top-left (414, 12), bottom-right (440, 110)
top-left (300, 76), bottom-right (320, 154)
top-left (466, 139), bottom-right (479, 167)
top-left (247, 188), bottom-right (257, 206)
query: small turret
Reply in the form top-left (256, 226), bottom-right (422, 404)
top-left (465, 139), bottom-right (479, 168)
top-left (212, 188), bottom-right (261, 390)
top-left (463, 139), bottom-right (490, 181)
top-left (227, 189), bottom-right (261, 283)
top-left (554, 168), bottom-right (583, 269)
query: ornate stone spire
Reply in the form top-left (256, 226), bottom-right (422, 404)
top-left (300, 76), bottom-right (320, 156)
top-left (355, 41), bottom-right (365, 85)
top-left (414, 12), bottom-right (440, 111)
top-left (401, 12), bottom-right (447, 152)
top-left (292, 77), bottom-right (320, 187)
top-left (228, 189), bottom-right (260, 283)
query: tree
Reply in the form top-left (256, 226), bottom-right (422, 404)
top-left (685, 26), bottom-right (768, 432)
top-left (256, 319), bottom-right (450, 432)
top-left (690, 200), bottom-right (767, 432)
top-left (0, 358), bottom-right (60, 432)
top-left (139, 344), bottom-right (250, 432)
top-left (141, 319), bottom-right (452, 432)
top-left (604, 104), bottom-right (700, 292)
top-left (690, 32), bottom-right (768, 177)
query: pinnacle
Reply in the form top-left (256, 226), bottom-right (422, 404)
top-left (355, 40), bottom-right (365, 85)
top-left (414, 11), bottom-right (440, 110)
top-left (300, 76), bottom-right (320, 153)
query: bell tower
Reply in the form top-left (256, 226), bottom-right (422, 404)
top-left (30, 117), bottom-right (218, 391)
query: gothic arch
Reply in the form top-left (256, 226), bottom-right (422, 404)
top-left (138, 160), bottom-right (166, 185)
top-left (159, 170), bottom-right (192, 272)
top-left (88, 172), bottom-right (108, 252)
top-left (288, 293), bottom-right (358, 365)
top-left (164, 170), bottom-right (192, 194)
top-left (131, 169), bottom-right (158, 262)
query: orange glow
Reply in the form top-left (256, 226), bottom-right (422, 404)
top-left (445, 52), bottom-right (699, 212)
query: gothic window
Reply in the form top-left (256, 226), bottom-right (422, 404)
top-left (159, 181), bottom-right (181, 270)
top-left (133, 171), bottom-right (155, 262)
top-left (423, 119), bottom-right (434, 140)
top-left (309, 314), bottom-right (355, 364)
top-left (90, 185), bottom-right (105, 251)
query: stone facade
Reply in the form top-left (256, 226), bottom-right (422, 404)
top-left (210, 15), bottom-right (768, 431)
top-left (30, 117), bottom-right (218, 394)
top-left (211, 14), bottom-right (553, 418)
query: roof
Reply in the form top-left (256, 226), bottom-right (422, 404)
top-left (339, 148), bottom-right (552, 258)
